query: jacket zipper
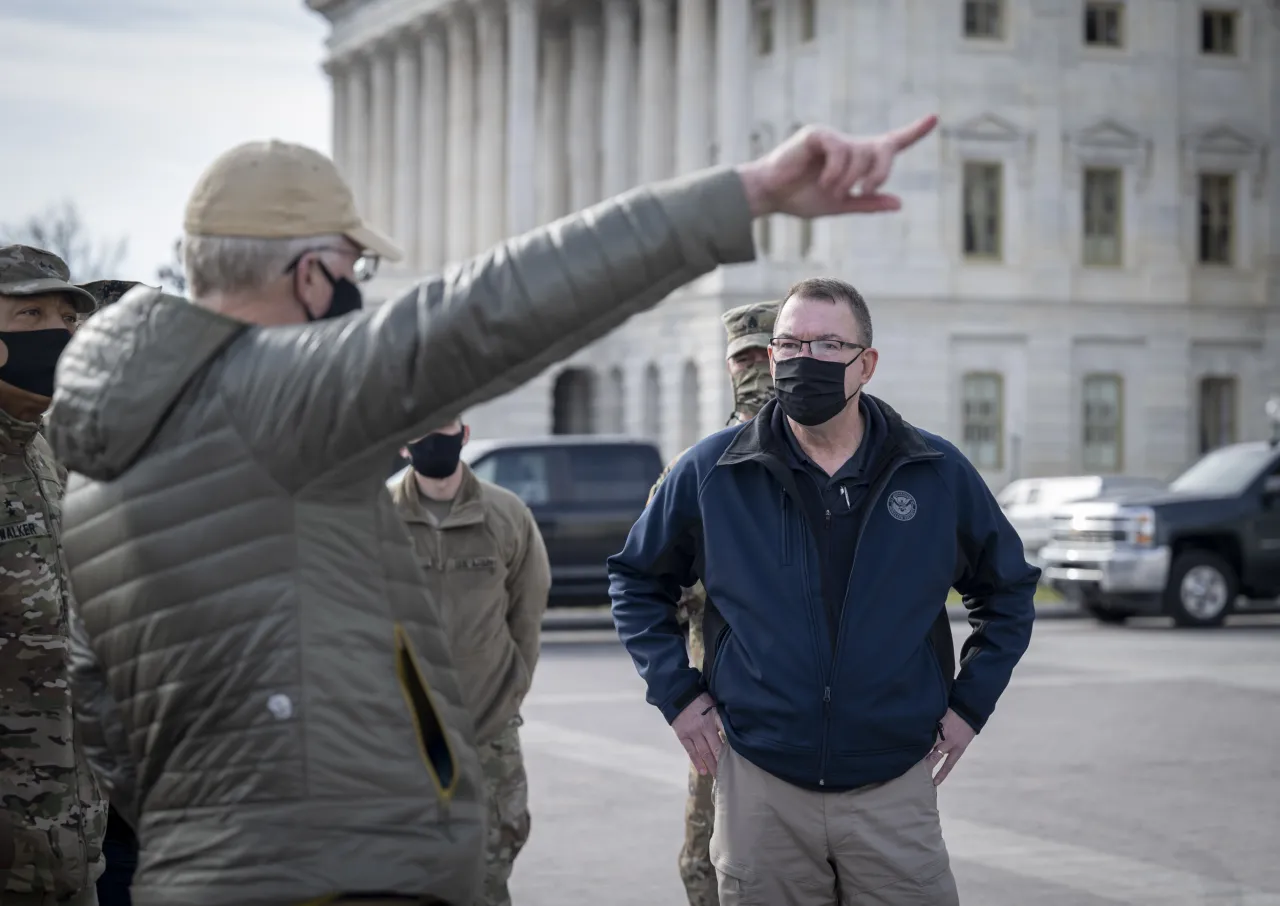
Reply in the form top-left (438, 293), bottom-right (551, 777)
top-left (791, 500), bottom-right (826, 721)
top-left (815, 506), bottom-right (834, 785)
top-left (28, 452), bottom-right (92, 892)
top-left (779, 489), bottom-right (789, 564)
top-left (816, 451), bottom-right (940, 788)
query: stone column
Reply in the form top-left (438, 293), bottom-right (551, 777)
top-left (715, 0), bottom-right (752, 165)
top-left (369, 45), bottom-right (396, 230)
top-left (507, 0), bottom-right (539, 234)
top-left (417, 23), bottom-right (448, 270)
top-left (445, 10), bottom-right (475, 262)
top-left (638, 0), bottom-right (674, 182)
top-left (475, 1), bottom-right (507, 249)
top-left (393, 37), bottom-right (420, 267)
top-left (326, 59), bottom-right (349, 173)
top-left (601, 0), bottom-right (636, 196)
top-left (346, 55), bottom-right (370, 212)
top-left (675, 0), bottom-right (712, 174)
top-left (567, 10), bottom-right (602, 209)
top-left (537, 23), bottom-right (570, 223)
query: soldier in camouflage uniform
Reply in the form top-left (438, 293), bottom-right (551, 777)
top-left (645, 300), bottom-right (778, 906)
top-left (390, 419), bottom-right (550, 906)
top-left (0, 245), bottom-right (106, 906)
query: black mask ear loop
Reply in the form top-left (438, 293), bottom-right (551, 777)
top-left (285, 252), bottom-right (332, 323)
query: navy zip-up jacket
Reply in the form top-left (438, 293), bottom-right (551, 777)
top-left (609, 396), bottom-right (1039, 792)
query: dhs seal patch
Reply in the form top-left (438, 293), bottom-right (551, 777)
top-left (887, 490), bottom-right (917, 522)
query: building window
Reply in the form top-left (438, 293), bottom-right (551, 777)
top-left (643, 363), bottom-right (662, 442)
top-left (1082, 374), bottom-right (1123, 473)
top-left (1197, 173), bottom-right (1235, 265)
top-left (679, 361), bottom-right (701, 450)
top-left (963, 0), bottom-right (1004, 39)
top-left (798, 218), bottom-right (813, 259)
top-left (798, 0), bottom-right (817, 43)
top-left (552, 368), bottom-right (597, 435)
top-left (756, 217), bottom-right (772, 257)
top-left (1084, 1), bottom-right (1124, 47)
top-left (1198, 376), bottom-right (1237, 453)
top-left (754, 3), bottom-right (775, 56)
top-left (604, 366), bottom-right (626, 433)
top-left (1082, 167), bottom-right (1122, 266)
top-left (961, 373), bottom-right (1004, 469)
top-left (1200, 8), bottom-right (1238, 56)
top-left (962, 162), bottom-right (1002, 259)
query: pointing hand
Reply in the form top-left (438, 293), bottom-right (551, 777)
top-left (737, 115), bottom-right (939, 219)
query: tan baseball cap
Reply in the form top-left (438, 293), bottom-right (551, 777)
top-left (183, 139), bottom-right (403, 262)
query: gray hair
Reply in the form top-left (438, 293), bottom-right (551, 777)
top-left (181, 233), bottom-right (345, 298)
top-left (783, 276), bottom-right (873, 347)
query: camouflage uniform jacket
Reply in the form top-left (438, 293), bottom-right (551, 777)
top-left (0, 396), bottom-right (107, 899)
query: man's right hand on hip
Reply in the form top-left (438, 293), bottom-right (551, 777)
top-left (673, 691), bottom-right (724, 777)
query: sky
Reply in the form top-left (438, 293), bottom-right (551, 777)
top-left (0, 0), bottom-right (331, 282)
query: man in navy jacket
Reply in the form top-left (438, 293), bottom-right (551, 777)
top-left (610, 277), bottom-right (1039, 905)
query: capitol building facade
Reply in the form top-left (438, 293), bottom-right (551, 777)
top-left (308, 0), bottom-right (1280, 487)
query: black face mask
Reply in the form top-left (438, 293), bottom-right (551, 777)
top-left (772, 351), bottom-right (864, 427)
top-left (407, 431), bottom-right (464, 479)
top-left (0, 329), bottom-right (72, 399)
top-left (306, 261), bottom-right (364, 321)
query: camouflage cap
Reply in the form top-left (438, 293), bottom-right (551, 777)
top-left (78, 280), bottom-right (144, 310)
top-left (0, 245), bottom-right (98, 314)
top-left (721, 300), bottom-right (780, 359)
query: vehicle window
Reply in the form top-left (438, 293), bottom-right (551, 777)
top-left (471, 450), bottom-right (552, 506)
top-left (1101, 477), bottom-right (1165, 493)
top-left (1040, 478), bottom-right (1101, 506)
top-left (996, 482), bottom-right (1023, 507)
top-left (563, 446), bottom-right (661, 505)
top-left (1169, 444), bottom-right (1277, 496)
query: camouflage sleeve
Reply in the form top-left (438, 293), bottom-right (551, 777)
top-left (646, 447), bottom-right (690, 506)
top-left (67, 600), bottom-right (138, 829)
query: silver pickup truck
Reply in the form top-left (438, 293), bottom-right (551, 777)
top-left (1039, 435), bottom-right (1280, 628)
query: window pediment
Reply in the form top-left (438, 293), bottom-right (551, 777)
top-left (942, 113), bottom-right (1035, 185)
top-left (944, 112), bottom-right (1030, 146)
top-left (1064, 119), bottom-right (1153, 188)
top-left (1181, 124), bottom-right (1269, 197)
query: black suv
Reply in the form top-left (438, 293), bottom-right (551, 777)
top-left (392, 436), bottom-right (663, 608)
top-left (1040, 433), bottom-right (1280, 628)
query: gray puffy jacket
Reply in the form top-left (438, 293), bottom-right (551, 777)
top-left (44, 167), bottom-right (753, 906)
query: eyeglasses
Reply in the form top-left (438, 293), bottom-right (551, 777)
top-left (285, 246), bottom-right (381, 284)
top-left (769, 337), bottom-right (865, 362)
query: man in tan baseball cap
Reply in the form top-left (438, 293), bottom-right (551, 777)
top-left (46, 115), bottom-right (938, 905)
top-left (178, 139), bottom-right (402, 322)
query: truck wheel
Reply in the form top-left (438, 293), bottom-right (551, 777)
top-left (1083, 603), bottom-right (1130, 625)
top-left (1165, 550), bottom-right (1237, 628)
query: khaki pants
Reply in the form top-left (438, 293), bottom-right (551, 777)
top-left (710, 747), bottom-right (959, 906)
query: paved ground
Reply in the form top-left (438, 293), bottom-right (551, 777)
top-left (511, 613), bottom-right (1280, 905)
